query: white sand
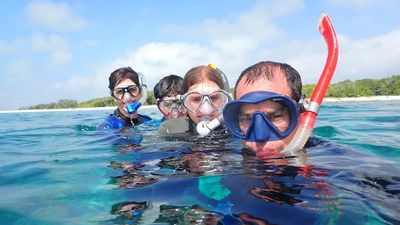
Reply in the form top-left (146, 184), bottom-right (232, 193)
top-left (0, 105), bottom-right (158, 114)
top-left (322, 95), bottom-right (400, 102)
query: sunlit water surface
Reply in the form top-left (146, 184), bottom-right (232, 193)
top-left (0, 100), bottom-right (399, 225)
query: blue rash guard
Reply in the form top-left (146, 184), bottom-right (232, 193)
top-left (97, 108), bottom-right (152, 130)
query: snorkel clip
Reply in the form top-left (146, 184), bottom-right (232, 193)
top-left (302, 101), bottom-right (320, 114)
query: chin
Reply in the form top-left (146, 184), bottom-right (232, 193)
top-left (242, 141), bottom-right (287, 158)
top-left (190, 113), bottom-right (218, 124)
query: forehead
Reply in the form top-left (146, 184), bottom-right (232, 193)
top-left (236, 70), bottom-right (291, 99)
top-left (188, 80), bottom-right (220, 93)
top-left (162, 96), bottom-right (180, 101)
top-left (115, 78), bottom-right (136, 88)
top-left (240, 100), bottom-right (284, 113)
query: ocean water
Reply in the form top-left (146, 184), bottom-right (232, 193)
top-left (0, 100), bottom-right (399, 225)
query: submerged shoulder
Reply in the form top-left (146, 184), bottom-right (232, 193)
top-left (158, 117), bottom-right (190, 135)
top-left (138, 114), bottom-right (152, 122)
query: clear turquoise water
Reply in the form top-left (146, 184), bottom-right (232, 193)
top-left (0, 100), bottom-right (399, 225)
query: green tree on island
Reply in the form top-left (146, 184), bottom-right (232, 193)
top-left (20, 75), bottom-right (400, 110)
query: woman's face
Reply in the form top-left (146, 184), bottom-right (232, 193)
top-left (112, 78), bottom-right (140, 117)
top-left (186, 80), bottom-right (222, 125)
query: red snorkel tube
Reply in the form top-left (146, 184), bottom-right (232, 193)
top-left (281, 12), bottom-right (339, 156)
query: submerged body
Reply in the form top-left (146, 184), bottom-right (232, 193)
top-left (97, 108), bottom-right (151, 129)
top-left (1, 101), bottom-right (399, 224)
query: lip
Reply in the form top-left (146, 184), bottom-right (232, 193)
top-left (198, 115), bottom-right (213, 121)
top-left (255, 150), bottom-right (280, 158)
top-left (245, 141), bottom-right (283, 154)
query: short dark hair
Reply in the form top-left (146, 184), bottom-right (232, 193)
top-left (108, 67), bottom-right (139, 91)
top-left (153, 75), bottom-right (184, 100)
top-left (182, 65), bottom-right (225, 93)
top-left (234, 61), bottom-right (302, 102)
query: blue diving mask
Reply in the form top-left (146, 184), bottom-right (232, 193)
top-left (223, 91), bottom-right (299, 142)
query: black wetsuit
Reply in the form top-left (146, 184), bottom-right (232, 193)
top-left (97, 108), bottom-right (152, 129)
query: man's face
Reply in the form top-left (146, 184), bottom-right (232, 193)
top-left (235, 69), bottom-right (297, 155)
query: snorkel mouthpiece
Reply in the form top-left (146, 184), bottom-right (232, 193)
top-left (126, 102), bottom-right (142, 114)
top-left (196, 116), bottom-right (223, 137)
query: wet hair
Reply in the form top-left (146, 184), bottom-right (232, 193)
top-left (234, 61), bottom-right (302, 102)
top-left (108, 67), bottom-right (140, 91)
top-left (182, 65), bottom-right (224, 92)
top-left (153, 75), bottom-right (184, 100)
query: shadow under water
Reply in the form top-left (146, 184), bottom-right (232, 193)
top-left (104, 128), bottom-right (400, 225)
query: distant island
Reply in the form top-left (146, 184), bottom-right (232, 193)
top-left (20, 75), bottom-right (400, 110)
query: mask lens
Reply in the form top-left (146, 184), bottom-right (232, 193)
top-left (208, 91), bottom-right (229, 111)
top-left (183, 90), bottom-right (229, 113)
top-left (238, 100), bottom-right (291, 134)
top-left (183, 92), bottom-right (204, 112)
top-left (112, 85), bottom-right (139, 100)
top-left (112, 89), bottom-right (124, 100)
top-left (159, 100), bottom-right (182, 114)
top-left (127, 85), bottom-right (140, 97)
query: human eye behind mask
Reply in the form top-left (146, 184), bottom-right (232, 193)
top-left (157, 96), bottom-right (186, 119)
top-left (223, 91), bottom-right (299, 142)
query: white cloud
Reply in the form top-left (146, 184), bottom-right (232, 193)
top-left (24, 0), bottom-right (86, 32)
top-left (268, 29), bottom-right (400, 85)
top-left (162, 0), bottom-right (304, 55)
top-left (28, 0), bottom-right (400, 108)
top-left (51, 42), bottom-right (215, 102)
top-left (1, 32), bottom-right (72, 66)
top-left (46, 1), bottom-right (306, 102)
top-left (48, 49), bottom-right (72, 66)
top-left (265, 0), bottom-right (305, 18)
top-left (330, 0), bottom-right (389, 7)
top-left (30, 32), bottom-right (72, 65)
top-left (336, 29), bottom-right (400, 79)
top-left (0, 38), bottom-right (26, 55)
top-left (6, 58), bottom-right (34, 76)
top-left (204, 5), bottom-right (282, 55)
top-left (80, 39), bottom-right (98, 47)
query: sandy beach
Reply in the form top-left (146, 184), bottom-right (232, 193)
top-left (0, 105), bottom-right (158, 114)
top-left (322, 95), bottom-right (400, 102)
top-left (0, 96), bottom-right (399, 114)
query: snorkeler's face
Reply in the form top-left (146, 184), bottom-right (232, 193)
top-left (186, 81), bottom-right (223, 125)
top-left (235, 70), bottom-right (298, 156)
top-left (157, 95), bottom-right (187, 119)
top-left (113, 78), bottom-right (140, 117)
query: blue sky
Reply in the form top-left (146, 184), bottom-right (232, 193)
top-left (1, 0), bottom-right (399, 110)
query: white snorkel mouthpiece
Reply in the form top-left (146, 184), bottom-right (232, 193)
top-left (196, 115), bottom-right (223, 137)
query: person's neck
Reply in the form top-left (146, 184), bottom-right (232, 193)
top-left (118, 108), bottom-right (138, 119)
